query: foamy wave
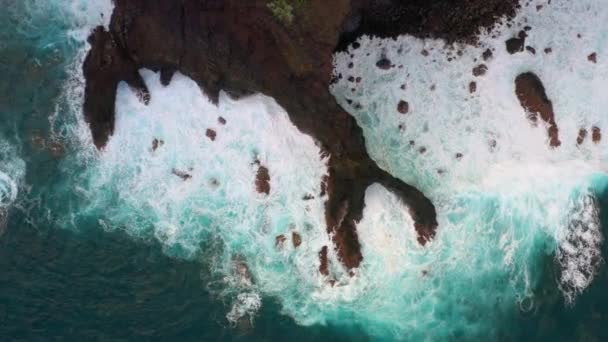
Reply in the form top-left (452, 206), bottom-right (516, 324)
top-left (558, 193), bottom-right (603, 304)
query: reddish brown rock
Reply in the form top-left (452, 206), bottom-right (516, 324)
top-left (255, 166), bottom-right (270, 195)
top-left (577, 128), bottom-right (587, 145)
top-left (292, 232), bottom-right (302, 248)
top-left (319, 246), bottom-right (329, 276)
top-left (205, 128), bottom-right (216, 141)
top-left (592, 126), bottom-right (602, 143)
top-left (472, 64), bottom-right (488, 77)
top-left (588, 53), bottom-right (597, 63)
top-left (397, 100), bottom-right (409, 114)
top-left (515, 72), bottom-right (561, 147)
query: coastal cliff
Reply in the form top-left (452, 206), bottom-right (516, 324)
top-left (83, 0), bottom-right (516, 270)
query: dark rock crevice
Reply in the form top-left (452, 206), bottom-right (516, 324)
top-left (83, 0), bottom-right (515, 270)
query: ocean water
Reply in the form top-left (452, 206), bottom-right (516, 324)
top-left (3, 0), bottom-right (608, 340)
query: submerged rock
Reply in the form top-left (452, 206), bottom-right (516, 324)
top-left (515, 72), bottom-right (561, 147)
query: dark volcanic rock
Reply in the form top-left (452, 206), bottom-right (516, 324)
top-left (577, 128), bottom-right (587, 145)
top-left (397, 100), bottom-right (409, 114)
top-left (255, 166), bottom-right (270, 195)
top-left (588, 52), bottom-right (597, 63)
top-left (505, 31), bottom-right (527, 54)
top-left (336, 0), bottom-right (518, 51)
top-left (472, 64), bottom-right (487, 77)
top-left (172, 168), bottom-right (192, 181)
top-left (469, 81), bottom-right (477, 94)
top-left (376, 57), bottom-right (392, 70)
top-left (515, 72), bottom-right (561, 147)
top-left (206, 128), bottom-right (216, 141)
top-left (319, 246), bottom-right (329, 276)
top-left (81, 0), bottom-right (513, 271)
top-left (592, 126), bottom-right (602, 143)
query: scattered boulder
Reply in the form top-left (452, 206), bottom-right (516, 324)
top-left (255, 166), bottom-right (270, 195)
top-left (505, 31), bottom-right (527, 54)
top-left (206, 128), bottom-right (216, 141)
top-left (152, 138), bottom-right (164, 151)
top-left (376, 57), bottom-right (392, 70)
top-left (472, 64), bottom-right (488, 76)
top-left (592, 126), bottom-right (602, 143)
top-left (172, 168), bottom-right (192, 181)
top-left (588, 52), bottom-right (597, 63)
top-left (397, 100), bottom-right (409, 114)
top-left (482, 48), bottom-right (493, 61)
top-left (526, 46), bottom-right (536, 54)
top-left (218, 116), bottom-right (226, 125)
top-left (514, 72), bottom-right (561, 147)
top-left (302, 194), bottom-right (315, 200)
top-left (544, 47), bottom-right (552, 54)
top-left (292, 232), bottom-right (302, 248)
top-left (275, 235), bottom-right (287, 248)
top-left (469, 81), bottom-right (477, 94)
top-left (577, 128), bottom-right (587, 145)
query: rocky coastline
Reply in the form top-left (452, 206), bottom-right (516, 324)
top-left (83, 0), bottom-right (518, 271)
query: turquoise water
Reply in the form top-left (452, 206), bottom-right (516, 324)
top-left (2, 0), bottom-right (608, 340)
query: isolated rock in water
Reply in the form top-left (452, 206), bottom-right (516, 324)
top-left (472, 64), bottom-right (488, 77)
top-left (397, 100), bottom-right (409, 114)
top-left (469, 81), bottom-right (477, 94)
top-left (172, 168), bottom-right (192, 181)
top-left (577, 128), bottom-right (587, 145)
top-left (292, 232), bottom-right (302, 248)
top-left (275, 234), bottom-right (287, 249)
top-left (376, 57), bottom-right (392, 70)
top-left (505, 30), bottom-right (527, 54)
top-left (319, 246), bottom-right (329, 276)
top-left (515, 72), bottom-right (561, 147)
top-left (588, 52), bottom-right (597, 63)
top-left (206, 129), bottom-right (216, 141)
top-left (592, 126), bottom-right (602, 143)
top-left (255, 166), bottom-right (270, 195)
top-left (152, 138), bottom-right (164, 151)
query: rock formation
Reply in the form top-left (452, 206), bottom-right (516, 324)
top-left (83, 0), bottom-right (517, 271)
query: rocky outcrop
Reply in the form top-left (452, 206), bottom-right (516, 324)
top-left (515, 72), bottom-right (561, 147)
top-left (83, 0), bottom-right (516, 271)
